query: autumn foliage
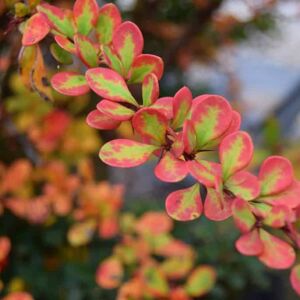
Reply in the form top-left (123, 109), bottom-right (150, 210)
top-left (0, 0), bottom-right (299, 298)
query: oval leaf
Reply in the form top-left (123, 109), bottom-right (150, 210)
top-left (50, 43), bottom-right (73, 64)
top-left (155, 152), bottom-right (187, 182)
top-left (142, 73), bottom-right (159, 106)
top-left (73, 0), bottom-right (98, 35)
top-left (183, 120), bottom-right (197, 154)
top-left (235, 229), bottom-right (263, 256)
top-left (132, 108), bottom-right (168, 145)
top-left (99, 139), bottom-right (159, 167)
top-left (258, 156), bottom-right (294, 196)
top-left (51, 72), bottom-right (89, 96)
top-left (259, 229), bottom-right (295, 269)
top-left (112, 21), bottom-right (144, 74)
top-left (86, 68), bottom-right (137, 105)
top-left (129, 54), bottom-right (164, 83)
top-left (220, 131), bottom-right (253, 181)
top-left (290, 265), bottom-right (300, 296)
top-left (86, 109), bottom-right (120, 130)
top-left (96, 3), bottom-right (121, 45)
top-left (97, 100), bottom-right (134, 121)
top-left (74, 34), bottom-right (98, 67)
top-left (172, 86), bottom-right (192, 129)
top-left (22, 13), bottom-right (50, 46)
top-left (165, 183), bottom-right (202, 221)
top-left (185, 265), bottom-right (217, 297)
top-left (192, 95), bottom-right (232, 148)
top-left (54, 35), bottom-right (76, 54)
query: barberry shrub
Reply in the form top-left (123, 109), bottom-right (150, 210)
top-left (19, 0), bottom-right (300, 296)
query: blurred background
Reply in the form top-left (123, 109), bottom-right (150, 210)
top-left (1, 0), bottom-right (300, 299)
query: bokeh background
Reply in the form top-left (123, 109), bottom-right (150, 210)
top-left (1, 0), bottom-right (300, 299)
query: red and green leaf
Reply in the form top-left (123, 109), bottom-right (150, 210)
top-left (183, 120), bottom-right (196, 154)
top-left (165, 183), bottom-right (202, 221)
top-left (263, 205), bottom-right (290, 228)
top-left (220, 131), bottom-right (253, 181)
top-left (54, 35), bottom-right (76, 54)
top-left (97, 100), bottom-right (134, 121)
top-left (258, 156), bottom-right (294, 196)
top-left (74, 34), bottom-right (98, 67)
top-left (37, 3), bottom-right (75, 38)
top-left (112, 21), bottom-right (144, 75)
top-left (22, 13), bottom-right (50, 46)
top-left (258, 229), bottom-right (295, 269)
top-left (191, 95), bottom-right (232, 148)
top-left (185, 266), bottom-right (216, 297)
top-left (51, 72), bottom-right (89, 96)
top-left (99, 139), bottom-right (159, 167)
top-left (172, 87), bottom-right (192, 129)
top-left (132, 108), bottom-right (168, 145)
top-left (225, 171), bottom-right (260, 201)
top-left (86, 109), bottom-right (120, 130)
top-left (96, 257), bottom-right (123, 289)
top-left (150, 97), bottom-right (173, 119)
top-left (155, 152), bottom-right (187, 182)
top-left (102, 45), bottom-right (123, 74)
top-left (232, 198), bottom-right (256, 233)
top-left (142, 73), bottom-right (159, 106)
top-left (187, 160), bottom-right (221, 188)
top-left (235, 229), bottom-right (263, 256)
top-left (290, 265), bottom-right (300, 296)
top-left (73, 0), bottom-right (98, 35)
top-left (96, 3), bottom-right (121, 45)
top-left (50, 43), bottom-right (73, 65)
top-left (129, 54), bottom-right (164, 83)
top-left (204, 188), bottom-right (232, 221)
top-left (86, 68), bottom-right (137, 105)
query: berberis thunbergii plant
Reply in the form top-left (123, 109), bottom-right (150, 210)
top-left (19, 0), bottom-right (300, 296)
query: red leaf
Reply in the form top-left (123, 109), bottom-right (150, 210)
top-left (154, 152), bottom-right (187, 182)
top-left (235, 229), bottom-right (263, 256)
top-left (150, 97), bottom-right (173, 119)
top-left (204, 188), bottom-right (232, 221)
top-left (51, 71), bottom-right (90, 96)
top-left (290, 265), bottom-right (300, 296)
top-left (86, 109), bottom-right (120, 130)
top-left (258, 156), bottom-right (294, 196)
top-left (54, 35), bottom-right (76, 54)
top-left (97, 100), bottom-right (134, 121)
top-left (165, 184), bottom-right (202, 221)
top-left (258, 229), bottom-right (295, 269)
top-left (22, 13), bottom-right (50, 46)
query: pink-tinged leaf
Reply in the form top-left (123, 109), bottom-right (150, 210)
top-left (225, 171), bottom-right (260, 201)
top-left (96, 257), bottom-right (123, 289)
top-left (172, 87), bottom-right (193, 129)
top-left (142, 73), bottom-right (159, 106)
top-left (86, 68), bottom-right (137, 105)
top-left (136, 212), bottom-right (172, 235)
top-left (22, 13), bottom-right (50, 46)
top-left (132, 108), bottom-right (168, 145)
top-left (183, 120), bottom-right (196, 154)
top-left (97, 100), bottom-right (134, 121)
top-left (235, 229), bottom-right (263, 256)
top-left (54, 35), bottom-right (76, 54)
top-left (141, 265), bottom-right (169, 297)
top-left (0, 237), bottom-right (11, 262)
top-left (185, 265), bottom-right (217, 297)
top-left (258, 156), bottom-right (294, 196)
top-left (232, 198), bottom-right (256, 233)
top-left (96, 3), bottom-right (121, 45)
top-left (251, 202), bottom-right (272, 219)
top-left (112, 21), bottom-right (144, 74)
top-left (51, 72), bottom-right (89, 96)
top-left (290, 265), bottom-right (300, 296)
top-left (165, 184), bottom-right (202, 221)
top-left (86, 109), bottom-right (120, 130)
top-left (73, 0), bottom-right (98, 35)
top-left (170, 132), bottom-right (185, 158)
top-left (37, 4), bottom-right (75, 38)
top-left (155, 152), bottom-right (187, 182)
top-left (150, 97), bottom-right (173, 119)
top-left (74, 34), bottom-right (98, 67)
top-left (258, 229), bottom-right (295, 269)
top-left (2, 292), bottom-right (33, 300)
top-left (220, 131), bottom-right (253, 181)
top-left (204, 188), bottom-right (232, 221)
top-left (260, 180), bottom-right (300, 209)
top-left (187, 160), bottom-right (221, 188)
top-left (263, 205), bottom-right (290, 228)
top-left (129, 54), bottom-right (164, 83)
top-left (102, 45), bottom-right (123, 74)
top-left (191, 94), bottom-right (232, 148)
top-left (99, 139), bottom-right (159, 167)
